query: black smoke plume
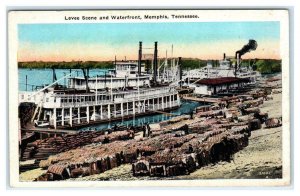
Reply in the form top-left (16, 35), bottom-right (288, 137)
top-left (236, 39), bottom-right (258, 56)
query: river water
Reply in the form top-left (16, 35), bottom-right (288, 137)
top-left (18, 68), bottom-right (203, 130)
top-left (79, 100), bottom-right (201, 131)
top-left (18, 68), bottom-right (108, 91)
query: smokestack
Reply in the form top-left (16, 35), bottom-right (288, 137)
top-left (138, 41), bottom-right (142, 75)
top-left (234, 52), bottom-right (238, 77)
top-left (153, 41), bottom-right (158, 83)
top-left (223, 53), bottom-right (226, 60)
top-left (235, 39), bottom-right (258, 77)
top-left (236, 39), bottom-right (258, 57)
top-left (82, 68), bottom-right (90, 93)
top-left (237, 53), bottom-right (241, 66)
top-left (178, 57), bottom-right (182, 87)
top-left (234, 52), bottom-right (242, 77)
top-left (52, 68), bottom-right (57, 83)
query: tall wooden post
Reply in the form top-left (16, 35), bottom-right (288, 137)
top-left (87, 106), bottom-right (90, 123)
top-left (61, 108), bottom-right (65, 126)
top-left (69, 107), bottom-right (73, 127)
top-left (108, 104), bottom-right (111, 119)
top-left (133, 101), bottom-right (135, 115)
top-left (53, 108), bottom-right (57, 129)
top-left (153, 98), bottom-right (155, 110)
top-left (121, 103), bottom-right (124, 117)
top-left (77, 107), bottom-right (80, 124)
top-left (127, 102), bottom-right (129, 115)
top-left (100, 105), bottom-right (103, 119)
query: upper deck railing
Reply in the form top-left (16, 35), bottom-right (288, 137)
top-left (39, 86), bottom-right (178, 108)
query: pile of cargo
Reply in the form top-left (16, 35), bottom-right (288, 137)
top-left (36, 122), bottom-right (250, 180)
top-left (133, 127), bottom-right (249, 177)
top-left (21, 129), bottom-right (135, 171)
top-left (265, 117), bottom-right (282, 128)
top-left (92, 130), bottom-right (134, 143)
top-left (38, 140), bottom-right (137, 179)
top-left (33, 77), bottom-right (283, 180)
top-left (160, 115), bottom-right (191, 126)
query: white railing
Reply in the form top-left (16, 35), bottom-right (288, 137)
top-left (58, 92), bottom-right (178, 108)
top-left (70, 76), bottom-right (150, 90)
top-left (19, 91), bottom-right (44, 104)
top-left (48, 86), bottom-right (177, 108)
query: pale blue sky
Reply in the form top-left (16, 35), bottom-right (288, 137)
top-left (18, 22), bottom-right (280, 61)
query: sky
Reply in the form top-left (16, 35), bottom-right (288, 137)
top-left (18, 22), bottom-right (280, 62)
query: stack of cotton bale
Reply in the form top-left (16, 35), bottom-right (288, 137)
top-left (132, 159), bottom-right (150, 176)
top-left (265, 117), bottom-right (282, 128)
top-left (36, 122), bottom-right (251, 180)
top-left (92, 130), bottom-right (134, 143)
top-left (22, 129), bottom-right (135, 163)
top-left (243, 98), bottom-right (264, 108)
top-left (188, 122), bottom-right (212, 134)
top-left (144, 149), bottom-right (197, 177)
top-left (195, 110), bottom-right (223, 118)
top-left (38, 140), bottom-right (138, 181)
top-left (165, 115), bottom-right (190, 125)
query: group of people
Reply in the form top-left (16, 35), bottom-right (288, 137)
top-left (142, 123), bottom-right (151, 137)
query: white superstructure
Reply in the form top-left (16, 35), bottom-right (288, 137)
top-left (19, 42), bottom-right (182, 129)
top-left (183, 55), bottom-right (260, 86)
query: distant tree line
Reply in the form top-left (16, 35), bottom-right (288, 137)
top-left (18, 58), bottom-right (282, 74)
top-left (238, 59), bottom-right (281, 74)
top-left (252, 59), bottom-right (282, 74)
top-left (180, 58), bottom-right (207, 69)
top-left (18, 61), bottom-right (114, 69)
top-left (181, 58), bottom-right (281, 74)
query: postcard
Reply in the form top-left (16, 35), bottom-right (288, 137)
top-left (8, 9), bottom-right (290, 187)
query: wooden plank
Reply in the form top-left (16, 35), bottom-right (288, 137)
top-left (146, 109), bottom-right (178, 116)
top-left (181, 96), bottom-right (221, 103)
top-left (22, 128), bottom-right (78, 135)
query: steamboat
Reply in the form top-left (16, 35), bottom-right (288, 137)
top-left (19, 42), bottom-right (182, 129)
top-left (183, 40), bottom-right (261, 86)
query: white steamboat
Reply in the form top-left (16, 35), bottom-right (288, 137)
top-left (183, 53), bottom-right (261, 85)
top-left (19, 42), bottom-right (182, 129)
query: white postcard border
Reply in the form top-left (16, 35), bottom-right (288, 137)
top-left (8, 9), bottom-right (290, 188)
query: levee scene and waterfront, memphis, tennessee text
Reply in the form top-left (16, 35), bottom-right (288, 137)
top-left (65, 14), bottom-right (199, 21)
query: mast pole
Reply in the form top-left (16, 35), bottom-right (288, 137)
top-left (110, 75), bottom-right (113, 101)
top-left (138, 75), bottom-right (140, 101)
top-left (96, 75), bottom-right (98, 105)
top-left (25, 75), bottom-right (28, 91)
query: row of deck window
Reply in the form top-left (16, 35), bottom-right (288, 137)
top-left (51, 93), bottom-right (178, 103)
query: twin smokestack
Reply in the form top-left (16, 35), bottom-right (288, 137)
top-left (138, 41), bottom-right (181, 83)
top-left (137, 41), bottom-right (158, 82)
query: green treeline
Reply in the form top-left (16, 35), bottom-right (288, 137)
top-left (18, 58), bottom-right (282, 74)
top-left (18, 61), bottom-right (114, 69)
top-left (253, 59), bottom-right (282, 74)
top-left (239, 59), bottom-right (281, 74)
top-left (180, 58), bottom-right (281, 74)
top-left (180, 58), bottom-right (207, 69)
